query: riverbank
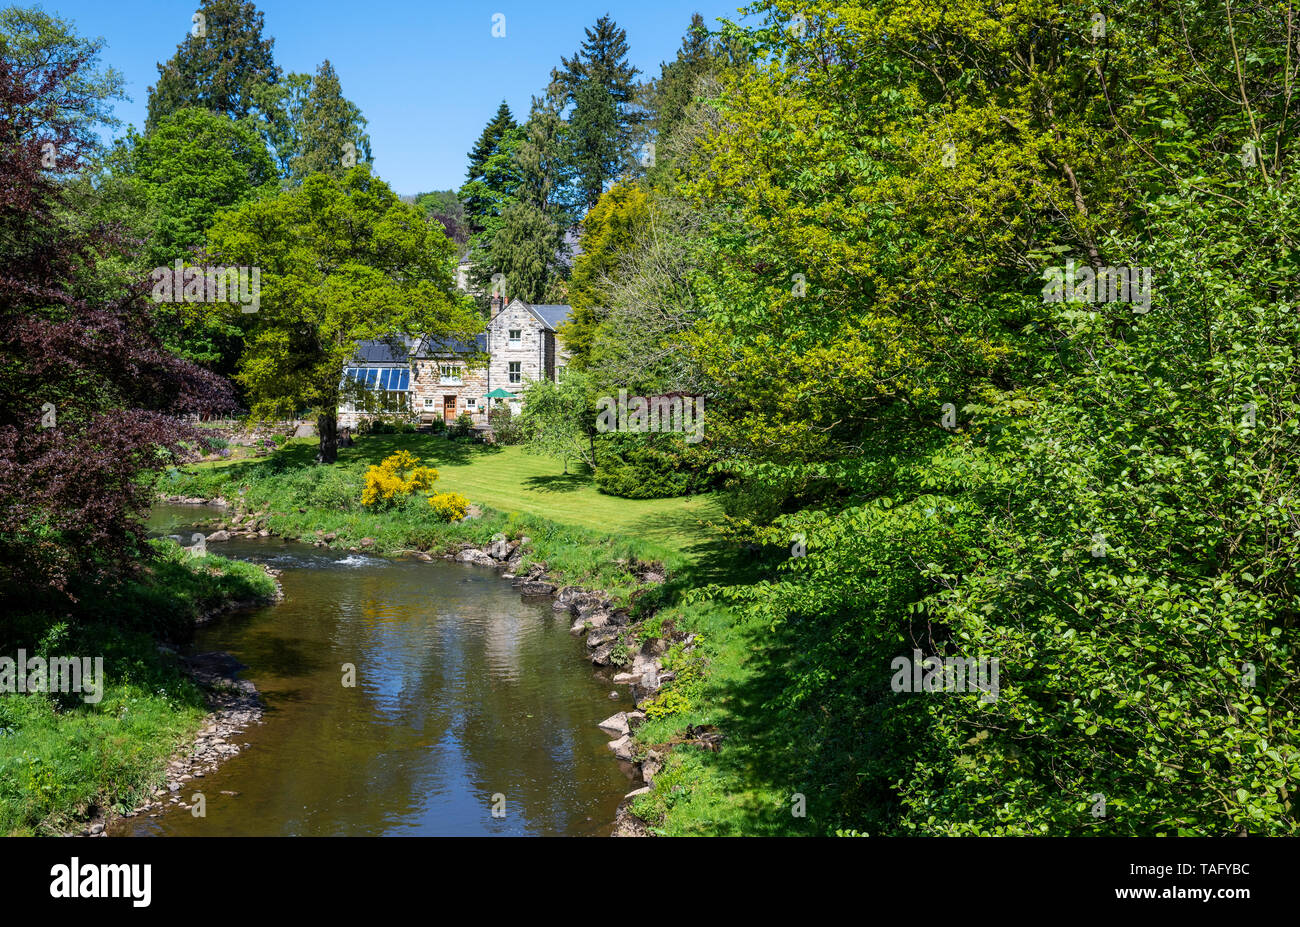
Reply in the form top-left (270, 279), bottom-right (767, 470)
top-left (0, 541), bottom-right (278, 836)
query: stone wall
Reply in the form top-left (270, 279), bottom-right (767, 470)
top-left (488, 301), bottom-right (546, 394)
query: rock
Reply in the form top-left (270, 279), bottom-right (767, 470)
top-left (488, 538), bottom-right (509, 560)
top-left (640, 749), bottom-right (664, 784)
top-left (89, 823), bottom-right (104, 835)
top-left (590, 642), bottom-right (615, 666)
top-left (554, 586), bottom-right (585, 608)
top-left (516, 581), bottom-right (556, 596)
top-left (583, 610), bottom-right (611, 630)
top-left (570, 619), bottom-right (587, 635)
top-left (626, 710), bottom-right (647, 731)
top-left (518, 536), bottom-right (531, 547)
top-left (612, 801), bottom-right (650, 838)
top-left (624, 786), bottom-right (651, 799)
top-left (609, 691), bottom-right (620, 699)
top-left (206, 530), bottom-right (230, 542)
top-left (607, 734), bottom-right (634, 761)
top-left (641, 572), bottom-right (665, 584)
top-left (323, 532), bottom-right (337, 542)
top-left (455, 548), bottom-right (496, 567)
top-left (587, 627), bottom-right (620, 647)
top-left (598, 712), bottom-right (630, 737)
top-left (612, 672), bottom-right (639, 685)
top-left (359, 537), bottom-right (374, 547)
top-left (293, 421), bottom-right (316, 438)
top-left (258, 529), bottom-right (270, 537)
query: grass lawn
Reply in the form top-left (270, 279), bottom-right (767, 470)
top-left (195, 434), bottom-right (725, 562)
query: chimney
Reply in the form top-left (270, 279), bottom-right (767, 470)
top-left (490, 294), bottom-right (504, 319)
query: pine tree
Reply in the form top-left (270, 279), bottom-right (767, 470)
top-left (650, 14), bottom-right (718, 142)
top-left (286, 59), bottom-right (372, 181)
top-left (145, 0), bottom-right (280, 132)
top-left (551, 15), bottom-right (644, 207)
top-left (459, 102), bottom-right (523, 235)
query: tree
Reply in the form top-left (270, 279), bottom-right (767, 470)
top-left (145, 0), bottom-right (281, 132)
top-left (478, 202), bottom-right (565, 305)
top-left (519, 370), bottom-right (600, 473)
top-left (285, 59), bottom-right (372, 182)
top-left (562, 181), bottom-right (648, 364)
top-left (459, 101), bottom-right (522, 234)
top-left (0, 48), bottom-right (234, 606)
top-left (129, 108), bottom-right (278, 268)
top-left (204, 167), bottom-right (479, 462)
top-left (552, 15), bottom-right (644, 205)
top-left (414, 190), bottom-right (469, 250)
top-left (122, 107), bottom-right (277, 372)
top-left (0, 6), bottom-right (124, 161)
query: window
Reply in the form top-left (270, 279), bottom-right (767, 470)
top-left (508, 362), bottom-right (521, 385)
top-left (556, 365), bottom-right (566, 382)
top-left (340, 366), bottom-right (410, 414)
top-left (424, 398), bottom-right (435, 408)
top-left (438, 364), bottom-right (462, 384)
top-left (508, 328), bottom-right (521, 346)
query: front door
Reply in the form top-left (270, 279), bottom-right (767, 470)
top-left (443, 395), bottom-right (457, 423)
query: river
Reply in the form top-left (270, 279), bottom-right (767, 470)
top-left (112, 504), bottom-right (637, 836)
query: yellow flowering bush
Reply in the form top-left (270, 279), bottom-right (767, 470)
top-left (361, 451), bottom-right (440, 507)
top-left (427, 492), bottom-right (470, 522)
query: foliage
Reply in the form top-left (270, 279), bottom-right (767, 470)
top-left (360, 450), bottom-right (439, 507)
top-left (427, 491), bottom-right (470, 522)
top-left (487, 404), bottom-right (525, 444)
top-left (519, 369), bottom-right (600, 473)
top-left (595, 432), bottom-right (714, 499)
top-left (0, 39), bottom-right (234, 607)
top-left (145, 0), bottom-right (281, 132)
top-left (204, 166), bottom-right (477, 461)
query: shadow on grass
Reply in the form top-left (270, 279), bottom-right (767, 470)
top-left (520, 471), bottom-right (593, 494)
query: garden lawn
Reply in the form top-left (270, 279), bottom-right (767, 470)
top-left (195, 434), bottom-right (723, 560)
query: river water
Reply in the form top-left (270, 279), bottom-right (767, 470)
top-left (113, 504), bottom-right (636, 837)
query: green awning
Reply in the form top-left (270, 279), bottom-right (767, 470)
top-left (484, 388), bottom-right (515, 399)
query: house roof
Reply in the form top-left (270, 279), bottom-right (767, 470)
top-left (350, 337), bottom-right (415, 365)
top-left (529, 304), bottom-right (572, 331)
top-left (413, 332), bottom-right (488, 357)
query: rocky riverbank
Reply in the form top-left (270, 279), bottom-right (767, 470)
top-left (449, 536), bottom-right (698, 837)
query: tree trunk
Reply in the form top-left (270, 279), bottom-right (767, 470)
top-left (317, 412), bottom-right (338, 464)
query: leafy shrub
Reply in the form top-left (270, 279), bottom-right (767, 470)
top-left (427, 491), bottom-right (470, 521)
top-left (595, 432), bottom-right (715, 499)
top-left (488, 404), bottom-right (525, 444)
top-left (428, 417), bottom-right (447, 434)
top-left (448, 412), bottom-right (475, 440)
top-left (361, 451), bottom-right (439, 507)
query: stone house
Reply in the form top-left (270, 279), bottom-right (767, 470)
top-left (338, 295), bottom-right (571, 429)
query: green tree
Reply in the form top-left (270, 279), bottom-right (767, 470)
top-left (460, 100), bottom-right (521, 233)
top-left (519, 370), bottom-right (600, 473)
top-left (205, 167), bottom-right (479, 462)
top-left (552, 15), bottom-right (643, 206)
top-left (562, 181), bottom-right (648, 364)
top-left (479, 202), bottom-right (564, 305)
top-left (145, 0), bottom-right (281, 132)
top-left (285, 59), bottom-right (372, 182)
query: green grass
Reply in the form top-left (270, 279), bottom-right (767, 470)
top-left (0, 542), bottom-right (277, 835)
top-left (175, 433), bottom-right (725, 567)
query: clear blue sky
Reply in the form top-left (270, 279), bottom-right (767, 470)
top-left (39, 0), bottom-right (750, 195)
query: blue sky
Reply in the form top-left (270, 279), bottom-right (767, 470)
top-left (40, 0), bottom-right (751, 195)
